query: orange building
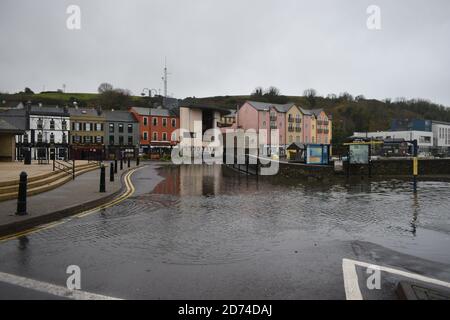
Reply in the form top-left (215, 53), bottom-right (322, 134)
top-left (129, 106), bottom-right (179, 155)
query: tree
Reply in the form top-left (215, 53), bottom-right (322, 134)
top-left (24, 87), bottom-right (34, 94)
top-left (251, 87), bottom-right (264, 97)
top-left (98, 82), bottom-right (114, 93)
top-left (303, 88), bottom-right (317, 107)
top-left (265, 86), bottom-right (280, 97)
top-left (98, 87), bottom-right (132, 109)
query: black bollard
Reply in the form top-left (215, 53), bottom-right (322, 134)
top-left (16, 172), bottom-right (28, 216)
top-left (114, 159), bottom-right (118, 174)
top-left (127, 158), bottom-right (130, 168)
top-left (120, 159), bottom-right (123, 170)
top-left (110, 162), bottom-right (114, 182)
top-left (100, 164), bottom-right (106, 193)
top-left (136, 156), bottom-right (140, 166)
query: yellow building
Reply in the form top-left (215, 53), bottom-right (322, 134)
top-left (285, 105), bottom-right (303, 145)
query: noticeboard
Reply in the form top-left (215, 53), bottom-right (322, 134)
top-left (349, 144), bottom-right (369, 164)
top-left (306, 144), bottom-right (329, 165)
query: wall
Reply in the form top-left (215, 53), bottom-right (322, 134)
top-left (0, 134), bottom-right (15, 161)
top-left (343, 159), bottom-right (450, 176)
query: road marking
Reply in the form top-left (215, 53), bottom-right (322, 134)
top-left (342, 258), bottom-right (450, 300)
top-left (0, 271), bottom-right (121, 300)
top-left (0, 166), bottom-right (144, 243)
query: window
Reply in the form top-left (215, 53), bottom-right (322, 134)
top-left (23, 134), bottom-right (28, 143)
top-left (96, 136), bottom-right (103, 143)
top-left (62, 120), bottom-right (67, 130)
top-left (109, 123), bottom-right (114, 133)
top-left (162, 132), bottom-right (167, 141)
top-left (262, 121), bottom-right (266, 128)
top-left (171, 132), bottom-right (176, 141)
top-left (37, 118), bottom-right (43, 129)
top-left (96, 123), bottom-right (102, 131)
top-left (109, 135), bottom-right (114, 145)
top-left (152, 118), bottom-right (158, 126)
top-left (119, 136), bottom-right (124, 145)
top-left (143, 117), bottom-right (148, 126)
top-left (62, 133), bottom-right (67, 144)
top-left (37, 132), bottom-right (43, 143)
top-left (50, 119), bottom-right (55, 130)
top-left (152, 132), bottom-right (158, 141)
top-left (128, 136), bottom-right (133, 145)
top-left (50, 133), bottom-right (55, 143)
top-left (171, 119), bottom-right (176, 127)
top-left (419, 136), bottom-right (431, 144)
top-left (85, 123), bottom-right (92, 131)
top-left (143, 131), bottom-right (148, 141)
top-left (162, 118), bottom-right (167, 127)
top-left (128, 124), bottom-right (133, 133)
top-left (118, 123), bottom-right (124, 133)
top-left (84, 136), bottom-right (92, 143)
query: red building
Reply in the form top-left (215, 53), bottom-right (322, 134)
top-left (129, 106), bottom-right (179, 156)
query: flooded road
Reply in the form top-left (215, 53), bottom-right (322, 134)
top-left (0, 164), bottom-right (449, 299)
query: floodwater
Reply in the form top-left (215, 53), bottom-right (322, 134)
top-left (0, 164), bottom-right (449, 299)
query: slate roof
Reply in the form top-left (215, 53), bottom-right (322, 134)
top-left (29, 105), bottom-right (70, 117)
top-left (104, 110), bottom-right (138, 122)
top-left (0, 109), bottom-right (27, 131)
top-left (68, 107), bottom-right (104, 117)
top-left (246, 101), bottom-right (295, 113)
top-left (131, 107), bottom-right (172, 117)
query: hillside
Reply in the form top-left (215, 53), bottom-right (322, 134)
top-left (2, 91), bottom-right (450, 144)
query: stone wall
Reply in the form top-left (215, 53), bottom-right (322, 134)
top-left (342, 159), bottom-right (450, 176)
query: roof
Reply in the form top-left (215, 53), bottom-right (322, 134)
top-left (68, 107), bottom-right (104, 117)
top-left (286, 142), bottom-right (306, 150)
top-left (0, 109), bottom-right (27, 131)
top-left (178, 100), bottom-right (229, 115)
top-left (131, 107), bottom-right (172, 117)
top-left (224, 110), bottom-right (236, 118)
top-left (0, 118), bottom-right (23, 133)
top-left (104, 110), bottom-right (138, 122)
top-left (246, 101), bottom-right (295, 113)
top-left (29, 105), bottom-right (70, 117)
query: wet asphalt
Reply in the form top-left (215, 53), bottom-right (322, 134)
top-left (0, 164), bottom-right (449, 300)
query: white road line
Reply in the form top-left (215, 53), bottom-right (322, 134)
top-left (342, 258), bottom-right (450, 300)
top-left (0, 271), bottom-right (122, 300)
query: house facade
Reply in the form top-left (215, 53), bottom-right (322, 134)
top-left (69, 107), bottom-right (106, 160)
top-left (129, 106), bottom-right (179, 155)
top-left (104, 110), bottom-right (140, 159)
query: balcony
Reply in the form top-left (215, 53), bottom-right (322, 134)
top-left (270, 115), bottom-right (277, 121)
top-left (288, 117), bottom-right (294, 123)
top-left (288, 127), bottom-right (294, 132)
top-left (295, 118), bottom-right (301, 123)
top-left (295, 127), bottom-right (301, 132)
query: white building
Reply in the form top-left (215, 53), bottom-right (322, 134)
top-left (432, 121), bottom-right (450, 151)
top-left (16, 104), bottom-right (70, 160)
top-left (353, 130), bottom-right (433, 152)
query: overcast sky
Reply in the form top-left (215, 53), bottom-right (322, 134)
top-left (1, 0), bottom-right (449, 106)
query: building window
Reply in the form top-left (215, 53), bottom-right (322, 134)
top-left (96, 123), bottom-right (102, 131)
top-left (109, 135), bottom-right (114, 145)
top-left (50, 133), bottom-right (55, 143)
top-left (109, 123), bottom-right (114, 133)
top-left (37, 132), bottom-right (43, 143)
top-left (162, 118), bottom-right (167, 127)
top-left (96, 136), bottom-right (103, 144)
top-left (119, 136), bottom-right (124, 145)
top-left (37, 118), bottom-right (43, 130)
top-left (152, 118), bottom-right (158, 126)
top-left (62, 120), bottom-right (67, 130)
top-left (143, 131), bottom-right (148, 141)
top-left (143, 117), bottom-right (148, 126)
top-left (171, 132), bottom-right (176, 141)
top-left (118, 123), bottom-right (124, 133)
top-left (23, 134), bottom-right (28, 143)
top-left (171, 119), bottom-right (176, 127)
top-left (152, 132), bottom-right (158, 141)
top-left (128, 136), bottom-right (133, 145)
top-left (162, 132), bottom-right (167, 141)
top-left (50, 119), bottom-right (55, 130)
top-left (128, 124), bottom-right (133, 133)
top-left (62, 133), bottom-right (67, 144)
top-left (84, 136), bottom-right (92, 144)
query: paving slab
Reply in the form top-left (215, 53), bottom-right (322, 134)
top-left (0, 165), bottom-right (137, 237)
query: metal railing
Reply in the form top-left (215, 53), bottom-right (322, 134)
top-left (53, 158), bottom-right (75, 180)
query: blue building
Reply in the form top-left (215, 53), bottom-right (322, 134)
top-left (390, 119), bottom-right (432, 132)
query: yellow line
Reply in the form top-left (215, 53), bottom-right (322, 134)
top-left (0, 166), bottom-right (144, 243)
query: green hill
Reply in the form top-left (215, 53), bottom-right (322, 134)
top-left (2, 91), bottom-right (450, 145)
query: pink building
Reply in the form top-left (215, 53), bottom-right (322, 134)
top-left (236, 101), bottom-right (293, 154)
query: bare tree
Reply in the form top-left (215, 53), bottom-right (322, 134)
top-left (98, 82), bottom-right (114, 93)
top-left (303, 88), bottom-right (317, 107)
top-left (251, 87), bottom-right (264, 97)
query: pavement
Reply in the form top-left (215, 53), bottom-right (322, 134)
top-left (0, 163), bottom-right (140, 237)
top-left (0, 160), bottom-right (92, 183)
